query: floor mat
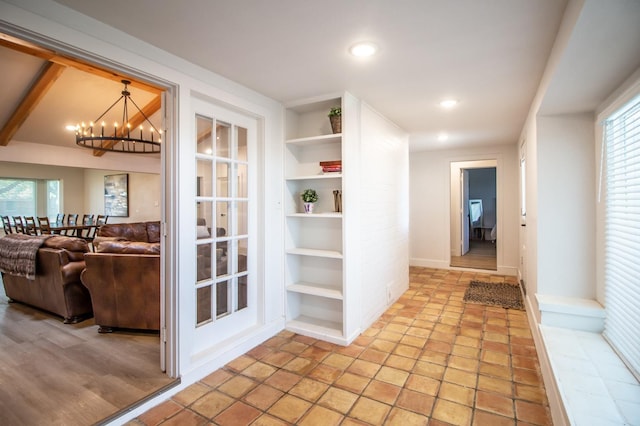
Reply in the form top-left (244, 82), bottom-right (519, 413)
top-left (463, 280), bottom-right (524, 310)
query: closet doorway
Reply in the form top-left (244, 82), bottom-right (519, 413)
top-left (450, 161), bottom-right (497, 270)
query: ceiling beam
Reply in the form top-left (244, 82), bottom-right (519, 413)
top-left (93, 95), bottom-right (162, 156)
top-left (0, 61), bottom-right (66, 146)
top-left (0, 32), bottom-right (163, 95)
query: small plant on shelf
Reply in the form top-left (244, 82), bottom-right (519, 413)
top-left (301, 189), bottom-right (318, 214)
top-left (328, 107), bottom-right (342, 134)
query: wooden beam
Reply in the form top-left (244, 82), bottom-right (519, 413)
top-left (0, 62), bottom-right (66, 146)
top-left (0, 32), bottom-right (163, 95)
top-left (93, 95), bottom-right (162, 156)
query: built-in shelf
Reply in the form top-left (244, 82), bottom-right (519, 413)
top-left (287, 316), bottom-right (343, 339)
top-left (285, 133), bottom-right (342, 146)
top-left (285, 248), bottom-right (343, 259)
top-left (285, 173), bottom-right (342, 181)
top-left (286, 212), bottom-right (342, 218)
top-left (287, 282), bottom-right (343, 300)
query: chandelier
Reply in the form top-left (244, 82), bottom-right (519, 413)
top-left (74, 80), bottom-right (161, 154)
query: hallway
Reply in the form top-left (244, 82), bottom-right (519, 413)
top-left (131, 267), bottom-right (550, 425)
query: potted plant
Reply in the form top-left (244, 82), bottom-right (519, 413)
top-left (301, 189), bottom-right (318, 213)
top-left (328, 107), bottom-right (342, 134)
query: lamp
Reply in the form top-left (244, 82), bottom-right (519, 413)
top-left (74, 80), bottom-right (161, 154)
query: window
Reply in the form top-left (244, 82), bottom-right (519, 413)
top-left (603, 94), bottom-right (640, 378)
top-left (0, 178), bottom-right (60, 220)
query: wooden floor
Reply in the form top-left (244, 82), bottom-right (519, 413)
top-left (0, 279), bottom-right (176, 426)
top-left (450, 239), bottom-right (497, 270)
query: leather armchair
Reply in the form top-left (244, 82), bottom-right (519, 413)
top-left (81, 240), bottom-right (160, 333)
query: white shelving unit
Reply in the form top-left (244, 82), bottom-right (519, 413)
top-left (284, 94), bottom-right (351, 344)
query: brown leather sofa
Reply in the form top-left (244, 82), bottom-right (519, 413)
top-left (1, 236), bottom-right (93, 323)
top-left (81, 221), bottom-right (160, 333)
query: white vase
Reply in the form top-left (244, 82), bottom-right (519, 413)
top-left (303, 202), bottom-right (315, 214)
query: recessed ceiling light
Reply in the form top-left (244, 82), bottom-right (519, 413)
top-left (438, 132), bottom-right (449, 142)
top-left (439, 99), bottom-right (459, 109)
top-left (349, 42), bottom-right (378, 57)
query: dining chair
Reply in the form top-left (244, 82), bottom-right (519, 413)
top-left (24, 216), bottom-right (39, 235)
top-left (84, 214), bottom-right (108, 242)
top-left (38, 217), bottom-right (52, 234)
top-left (56, 213), bottom-right (65, 225)
top-left (62, 214), bottom-right (78, 236)
top-left (12, 216), bottom-right (25, 233)
top-left (1, 215), bottom-right (13, 234)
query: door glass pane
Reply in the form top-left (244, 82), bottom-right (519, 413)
top-left (196, 115), bottom-right (214, 155)
top-left (197, 242), bottom-right (212, 281)
top-left (238, 276), bottom-right (248, 310)
top-left (237, 238), bottom-right (248, 273)
top-left (216, 121), bottom-right (230, 158)
top-left (216, 201), bottom-right (229, 236)
top-left (197, 201), bottom-right (213, 236)
top-left (216, 162), bottom-right (230, 198)
top-left (217, 280), bottom-right (230, 318)
top-left (197, 286), bottom-right (212, 325)
top-left (216, 241), bottom-right (229, 277)
top-left (237, 126), bottom-right (247, 162)
top-left (237, 163), bottom-right (248, 198)
top-left (237, 201), bottom-right (248, 236)
top-left (197, 160), bottom-right (213, 197)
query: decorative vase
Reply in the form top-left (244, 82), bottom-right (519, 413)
top-left (333, 190), bottom-right (342, 212)
top-left (329, 115), bottom-right (342, 134)
top-left (303, 202), bottom-right (315, 214)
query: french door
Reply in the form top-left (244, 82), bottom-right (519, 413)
top-left (192, 97), bottom-right (258, 350)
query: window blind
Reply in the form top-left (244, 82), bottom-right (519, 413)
top-left (604, 94), bottom-right (640, 379)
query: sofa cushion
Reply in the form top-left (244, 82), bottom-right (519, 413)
top-left (146, 221), bottom-right (161, 243)
top-left (97, 222), bottom-right (150, 242)
top-left (96, 240), bottom-right (160, 255)
top-left (42, 236), bottom-right (90, 261)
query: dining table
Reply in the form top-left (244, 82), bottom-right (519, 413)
top-left (49, 222), bottom-right (99, 238)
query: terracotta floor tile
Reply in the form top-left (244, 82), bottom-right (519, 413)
top-left (393, 343), bottom-right (422, 359)
top-left (400, 334), bottom-right (428, 348)
top-left (482, 340), bottom-right (510, 353)
top-left (200, 369), bottom-right (233, 388)
top-left (214, 401), bottom-right (261, 426)
top-left (359, 347), bottom-right (389, 364)
top-left (160, 409), bottom-right (209, 426)
top-left (247, 345), bottom-right (273, 360)
top-left (261, 351), bottom-right (295, 367)
top-left (513, 367), bottom-right (541, 386)
top-left (429, 331), bottom-right (456, 345)
top-left (217, 375), bottom-right (257, 398)
top-left (334, 372), bottom-right (370, 394)
top-left (298, 405), bottom-right (343, 426)
top-left (307, 364), bottom-right (342, 384)
top-left (475, 390), bottom-right (515, 417)
top-left (280, 340), bottom-right (309, 354)
top-left (406, 326), bottom-right (431, 338)
top-left (472, 409), bottom-right (515, 426)
top-left (322, 353), bottom-right (355, 369)
top-left (512, 354), bottom-right (538, 370)
top-left (190, 390), bottom-right (235, 418)
top-left (455, 335), bottom-right (481, 349)
top-left (443, 367), bottom-right (478, 388)
top-left (484, 332), bottom-right (509, 344)
top-left (251, 413), bottom-right (290, 426)
top-left (243, 384), bottom-right (284, 411)
top-left (318, 387), bottom-right (359, 414)
top-left (477, 375), bottom-right (513, 397)
top-left (264, 369), bottom-right (301, 392)
top-left (418, 350), bottom-right (449, 366)
top-left (432, 398), bottom-right (473, 426)
top-left (225, 355), bottom-right (256, 372)
top-left (386, 407), bottom-right (429, 425)
top-left (385, 354), bottom-right (417, 371)
top-left (479, 362), bottom-right (512, 380)
top-left (336, 344), bottom-right (365, 358)
top-left (515, 400), bottom-right (551, 425)
top-left (412, 360), bottom-right (446, 381)
top-left (300, 346), bottom-right (330, 362)
top-left (515, 383), bottom-right (546, 404)
top-left (510, 343), bottom-right (538, 358)
top-left (137, 400), bottom-right (182, 425)
top-left (396, 388), bottom-right (435, 416)
top-left (362, 379), bottom-right (402, 405)
top-left (289, 378), bottom-right (329, 402)
top-left (424, 340), bottom-right (453, 354)
top-left (171, 383), bottom-right (211, 406)
top-left (370, 339), bottom-right (397, 353)
top-left (282, 357), bottom-right (316, 375)
top-left (405, 373), bottom-right (440, 396)
top-left (267, 394), bottom-right (312, 424)
top-left (385, 323), bottom-right (409, 334)
top-left (481, 349), bottom-right (511, 366)
top-left (448, 355), bottom-right (479, 373)
top-left (438, 382), bottom-right (475, 407)
top-left (241, 361), bottom-right (277, 381)
top-left (347, 359), bottom-right (381, 378)
top-left (349, 396), bottom-right (392, 425)
top-left (375, 366), bottom-right (410, 387)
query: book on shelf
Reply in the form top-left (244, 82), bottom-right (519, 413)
top-left (319, 160), bottom-right (342, 167)
top-left (322, 166), bottom-right (342, 173)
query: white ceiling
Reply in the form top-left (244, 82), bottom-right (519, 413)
top-left (50, 0), bottom-right (570, 151)
top-left (3, 1), bottom-right (640, 153)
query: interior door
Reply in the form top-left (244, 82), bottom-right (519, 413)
top-left (461, 169), bottom-right (470, 255)
top-left (193, 97), bottom-right (258, 353)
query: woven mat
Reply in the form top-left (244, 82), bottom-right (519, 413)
top-left (463, 281), bottom-right (524, 310)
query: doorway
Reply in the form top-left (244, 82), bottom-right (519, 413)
top-left (450, 161), bottom-right (497, 270)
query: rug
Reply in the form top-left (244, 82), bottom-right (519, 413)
top-left (463, 280), bottom-right (524, 310)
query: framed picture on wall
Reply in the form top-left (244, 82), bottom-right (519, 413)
top-left (104, 173), bottom-right (129, 217)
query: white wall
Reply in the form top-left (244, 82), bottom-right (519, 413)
top-left (84, 169), bottom-right (161, 223)
top-left (359, 102), bottom-right (409, 329)
top-left (536, 113), bottom-right (595, 299)
top-left (410, 144), bottom-right (519, 275)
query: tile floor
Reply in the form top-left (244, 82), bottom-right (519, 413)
top-left (129, 267), bottom-right (551, 426)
